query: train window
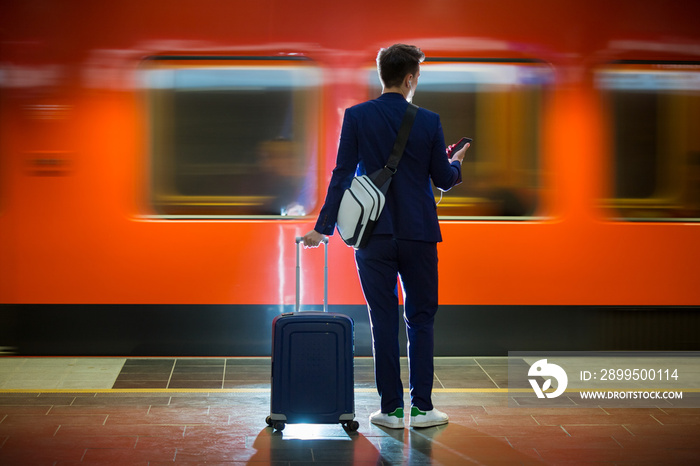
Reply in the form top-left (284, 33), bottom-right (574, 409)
top-left (597, 63), bottom-right (700, 221)
top-left (144, 57), bottom-right (320, 217)
top-left (369, 60), bottom-right (552, 219)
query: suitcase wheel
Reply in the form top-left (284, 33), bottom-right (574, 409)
top-left (265, 416), bottom-right (286, 431)
top-left (343, 420), bottom-right (359, 432)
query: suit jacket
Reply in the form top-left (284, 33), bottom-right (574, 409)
top-left (314, 92), bottom-right (462, 242)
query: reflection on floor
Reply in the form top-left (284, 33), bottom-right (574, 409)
top-left (0, 357), bottom-right (699, 464)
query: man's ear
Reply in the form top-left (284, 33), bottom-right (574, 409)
top-left (405, 74), bottom-right (414, 88)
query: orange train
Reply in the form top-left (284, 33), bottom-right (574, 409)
top-left (1, 0), bottom-right (699, 355)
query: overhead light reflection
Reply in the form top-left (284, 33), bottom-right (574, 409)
top-left (278, 423), bottom-right (352, 441)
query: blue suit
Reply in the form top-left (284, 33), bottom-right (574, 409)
top-left (315, 92), bottom-right (462, 413)
top-left (315, 93), bottom-right (461, 239)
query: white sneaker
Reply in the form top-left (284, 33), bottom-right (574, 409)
top-left (410, 407), bottom-right (449, 428)
top-left (369, 407), bottom-right (404, 429)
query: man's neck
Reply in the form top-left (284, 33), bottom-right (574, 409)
top-left (382, 87), bottom-right (409, 100)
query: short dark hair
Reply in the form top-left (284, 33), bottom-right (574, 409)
top-left (376, 44), bottom-right (425, 89)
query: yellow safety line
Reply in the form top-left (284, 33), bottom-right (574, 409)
top-left (0, 388), bottom-right (507, 394)
top-left (1, 388), bottom-right (698, 394)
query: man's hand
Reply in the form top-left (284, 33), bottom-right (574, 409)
top-left (449, 142), bottom-right (470, 165)
top-left (302, 230), bottom-right (326, 248)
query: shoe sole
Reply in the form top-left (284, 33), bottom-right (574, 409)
top-left (370, 419), bottom-right (405, 429)
top-left (410, 418), bottom-right (449, 428)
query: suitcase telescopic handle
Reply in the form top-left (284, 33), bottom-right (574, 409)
top-left (295, 236), bottom-right (329, 312)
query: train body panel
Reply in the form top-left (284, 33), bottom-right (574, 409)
top-left (1, 1), bottom-right (699, 355)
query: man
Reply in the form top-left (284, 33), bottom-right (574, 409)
top-left (303, 44), bottom-right (469, 429)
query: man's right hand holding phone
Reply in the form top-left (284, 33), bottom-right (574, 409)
top-left (446, 137), bottom-right (472, 165)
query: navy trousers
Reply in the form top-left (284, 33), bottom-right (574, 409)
top-left (355, 235), bottom-right (438, 413)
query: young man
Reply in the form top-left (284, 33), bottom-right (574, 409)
top-left (303, 44), bottom-right (469, 428)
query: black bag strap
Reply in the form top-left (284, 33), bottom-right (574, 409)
top-left (371, 103), bottom-right (418, 190)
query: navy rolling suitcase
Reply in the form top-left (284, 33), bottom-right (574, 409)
top-left (266, 237), bottom-right (357, 432)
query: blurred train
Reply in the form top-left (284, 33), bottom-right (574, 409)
top-left (1, 0), bottom-right (699, 356)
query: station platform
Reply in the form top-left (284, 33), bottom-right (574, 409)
top-left (1, 357), bottom-right (699, 464)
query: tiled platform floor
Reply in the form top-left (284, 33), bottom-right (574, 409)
top-left (0, 357), bottom-right (699, 465)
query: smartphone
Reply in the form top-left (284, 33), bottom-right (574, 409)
top-left (452, 137), bottom-right (472, 152)
top-left (447, 137), bottom-right (472, 157)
